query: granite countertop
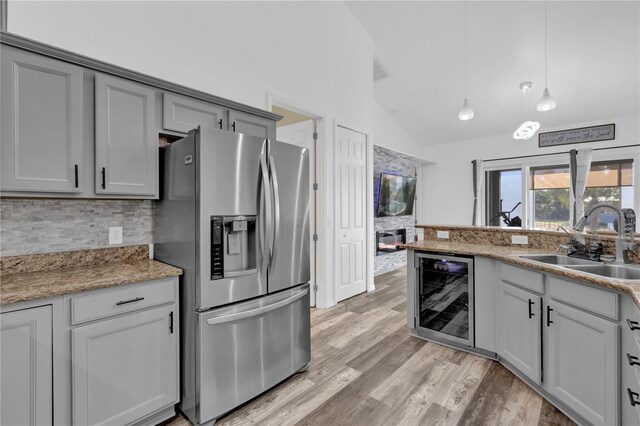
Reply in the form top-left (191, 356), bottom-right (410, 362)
top-left (403, 240), bottom-right (640, 308)
top-left (0, 246), bottom-right (183, 306)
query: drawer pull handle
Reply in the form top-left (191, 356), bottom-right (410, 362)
top-left (628, 353), bottom-right (640, 366)
top-left (115, 296), bottom-right (145, 306)
top-left (546, 305), bottom-right (554, 327)
top-left (528, 299), bottom-right (535, 318)
top-left (628, 388), bottom-right (640, 406)
top-left (628, 319), bottom-right (640, 331)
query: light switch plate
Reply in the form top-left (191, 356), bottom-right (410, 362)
top-left (511, 235), bottom-right (529, 245)
top-left (437, 230), bottom-right (450, 239)
top-left (109, 226), bottom-right (123, 245)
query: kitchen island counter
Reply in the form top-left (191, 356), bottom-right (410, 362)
top-left (403, 239), bottom-right (640, 308)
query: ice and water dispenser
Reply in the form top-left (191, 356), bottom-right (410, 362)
top-left (210, 216), bottom-right (257, 280)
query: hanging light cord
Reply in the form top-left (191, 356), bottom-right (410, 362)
top-left (464, 0), bottom-right (468, 99)
top-left (544, 0), bottom-right (548, 87)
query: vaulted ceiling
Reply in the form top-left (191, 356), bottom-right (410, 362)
top-left (346, 1), bottom-right (640, 145)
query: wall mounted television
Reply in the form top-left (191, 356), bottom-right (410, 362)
top-left (376, 173), bottom-right (416, 217)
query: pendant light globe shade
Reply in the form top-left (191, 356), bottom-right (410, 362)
top-left (537, 87), bottom-right (557, 112)
top-left (458, 99), bottom-right (475, 121)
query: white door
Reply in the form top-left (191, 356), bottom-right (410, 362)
top-left (277, 120), bottom-right (316, 307)
top-left (335, 125), bottom-right (367, 302)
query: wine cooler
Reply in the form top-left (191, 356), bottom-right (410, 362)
top-left (411, 252), bottom-right (474, 347)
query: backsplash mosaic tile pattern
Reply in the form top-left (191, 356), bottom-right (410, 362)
top-left (373, 145), bottom-right (420, 276)
top-left (0, 199), bottom-right (152, 256)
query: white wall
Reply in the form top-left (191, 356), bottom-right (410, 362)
top-left (7, 0), bottom-right (375, 308)
top-left (373, 102), bottom-right (428, 161)
top-left (420, 114), bottom-right (640, 225)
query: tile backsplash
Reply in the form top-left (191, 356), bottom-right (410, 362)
top-left (0, 199), bottom-right (152, 256)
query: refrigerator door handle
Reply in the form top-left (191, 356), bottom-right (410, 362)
top-left (259, 153), bottom-right (272, 273)
top-left (268, 154), bottom-right (280, 268)
top-left (205, 287), bottom-right (308, 325)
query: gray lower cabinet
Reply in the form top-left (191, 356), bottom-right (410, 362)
top-left (621, 295), bottom-right (640, 425)
top-left (1, 47), bottom-right (83, 193)
top-left (544, 300), bottom-right (618, 426)
top-left (496, 281), bottom-right (542, 384)
top-left (229, 109), bottom-right (276, 140)
top-left (95, 73), bottom-right (158, 196)
top-left (0, 305), bottom-right (53, 426)
top-left (71, 304), bottom-right (178, 426)
top-left (162, 92), bottom-right (226, 134)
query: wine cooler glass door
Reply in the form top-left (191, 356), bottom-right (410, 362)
top-left (417, 254), bottom-right (474, 346)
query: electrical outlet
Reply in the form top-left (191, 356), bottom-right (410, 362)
top-left (511, 235), bottom-right (529, 245)
top-left (109, 226), bottom-right (123, 245)
top-left (437, 230), bottom-right (450, 239)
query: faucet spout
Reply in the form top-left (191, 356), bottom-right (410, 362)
top-left (572, 203), bottom-right (633, 263)
top-left (573, 203), bottom-right (625, 239)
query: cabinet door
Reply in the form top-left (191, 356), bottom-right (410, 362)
top-left (229, 109), bottom-right (276, 140)
top-left (95, 73), bottom-right (157, 196)
top-left (1, 305), bottom-right (53, 426)
top-left (544, 300), bottom-right (618, 426)
top-left (163, 92), bottom-right (227, 134)
top-left (1, 48), bottom-right (83, 193)
top-left (72, 305), bottom-right (178, 426)
top-left (496, 281), bottom-right (541, 384)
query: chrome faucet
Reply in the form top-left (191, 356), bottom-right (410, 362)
top-left (572, 203), bottom-right (638, 263)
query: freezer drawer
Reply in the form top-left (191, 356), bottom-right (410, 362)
top-left (197, 284), bottom-right (310, 424)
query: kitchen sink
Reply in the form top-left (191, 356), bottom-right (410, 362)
top-left (563, 264), bottom-right (640, 280)
top-left (518, 254), bottom-right (595, 266)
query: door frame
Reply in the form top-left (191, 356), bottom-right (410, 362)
top-left (267, 92), bottom-right (325, 308)
top-left (333, 120), bottom-right (374, 304)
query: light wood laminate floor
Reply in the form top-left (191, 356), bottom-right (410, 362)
top-left (165, 269), bottom-right (574, 426)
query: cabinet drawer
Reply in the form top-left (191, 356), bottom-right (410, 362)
top-left (548, 277), bottom-right (618, 320)
top-left (500, 263), bottom-right (544, 293)
top-left (71, 278), bottom-right (176, 325)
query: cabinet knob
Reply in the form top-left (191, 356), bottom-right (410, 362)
top-left (628, 319), bottom-right (640, 331)
top-left (101, 167), bottom-right (106, 189)
top-left (546, 305), bottom-right (554, 327)
top-left (74, 164), bottom-right (79, 188)
top-left (232, 121), bottom-right (236, 132)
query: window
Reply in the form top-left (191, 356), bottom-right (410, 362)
top-left (483, 156), bottom-right (636, 232)
top-left (529, 165), bottom-right (570, 231)
top-left (528, 160), bottom-right (635, 231)
top-left (485, 169), bottom-right (522, 227)
top-left (582, 160), bottom-right (634, 231)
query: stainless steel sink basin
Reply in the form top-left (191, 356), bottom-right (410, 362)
top-left (518, 254), bottom-right (595, 266)
top-left (563, 264), bottom-right (640, 280)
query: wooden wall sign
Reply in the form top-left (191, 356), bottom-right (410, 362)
top-left (539, 123), bottom-right (615, 147)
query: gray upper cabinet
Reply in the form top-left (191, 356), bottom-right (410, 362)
top-left (496, 281), bottom-right (541, 384)
top-left (95, 73), bottom-right (158, 196)
top-left (544, 300), bottom-right (618, 426)
top-left (1, 47), bottom-right (83, 193)
top-left (1, 305), bottom-right (53, 426)
top-left (229, 109), bottom-right (276, 140)
top-left (163, 92), bottom-right (227, 134)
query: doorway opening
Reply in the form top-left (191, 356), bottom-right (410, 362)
top-left (271, 103), bottom-right (320, 307)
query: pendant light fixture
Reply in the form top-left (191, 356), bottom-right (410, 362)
top-left (458, 1), bottom-right (474, 121)
top-left (513, 82), bottom-right (540, 140)
top-left (537, 0), bottom-right (557, 112)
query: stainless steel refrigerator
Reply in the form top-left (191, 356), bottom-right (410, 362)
top-left (154, 126), bottom-right (310, 426)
